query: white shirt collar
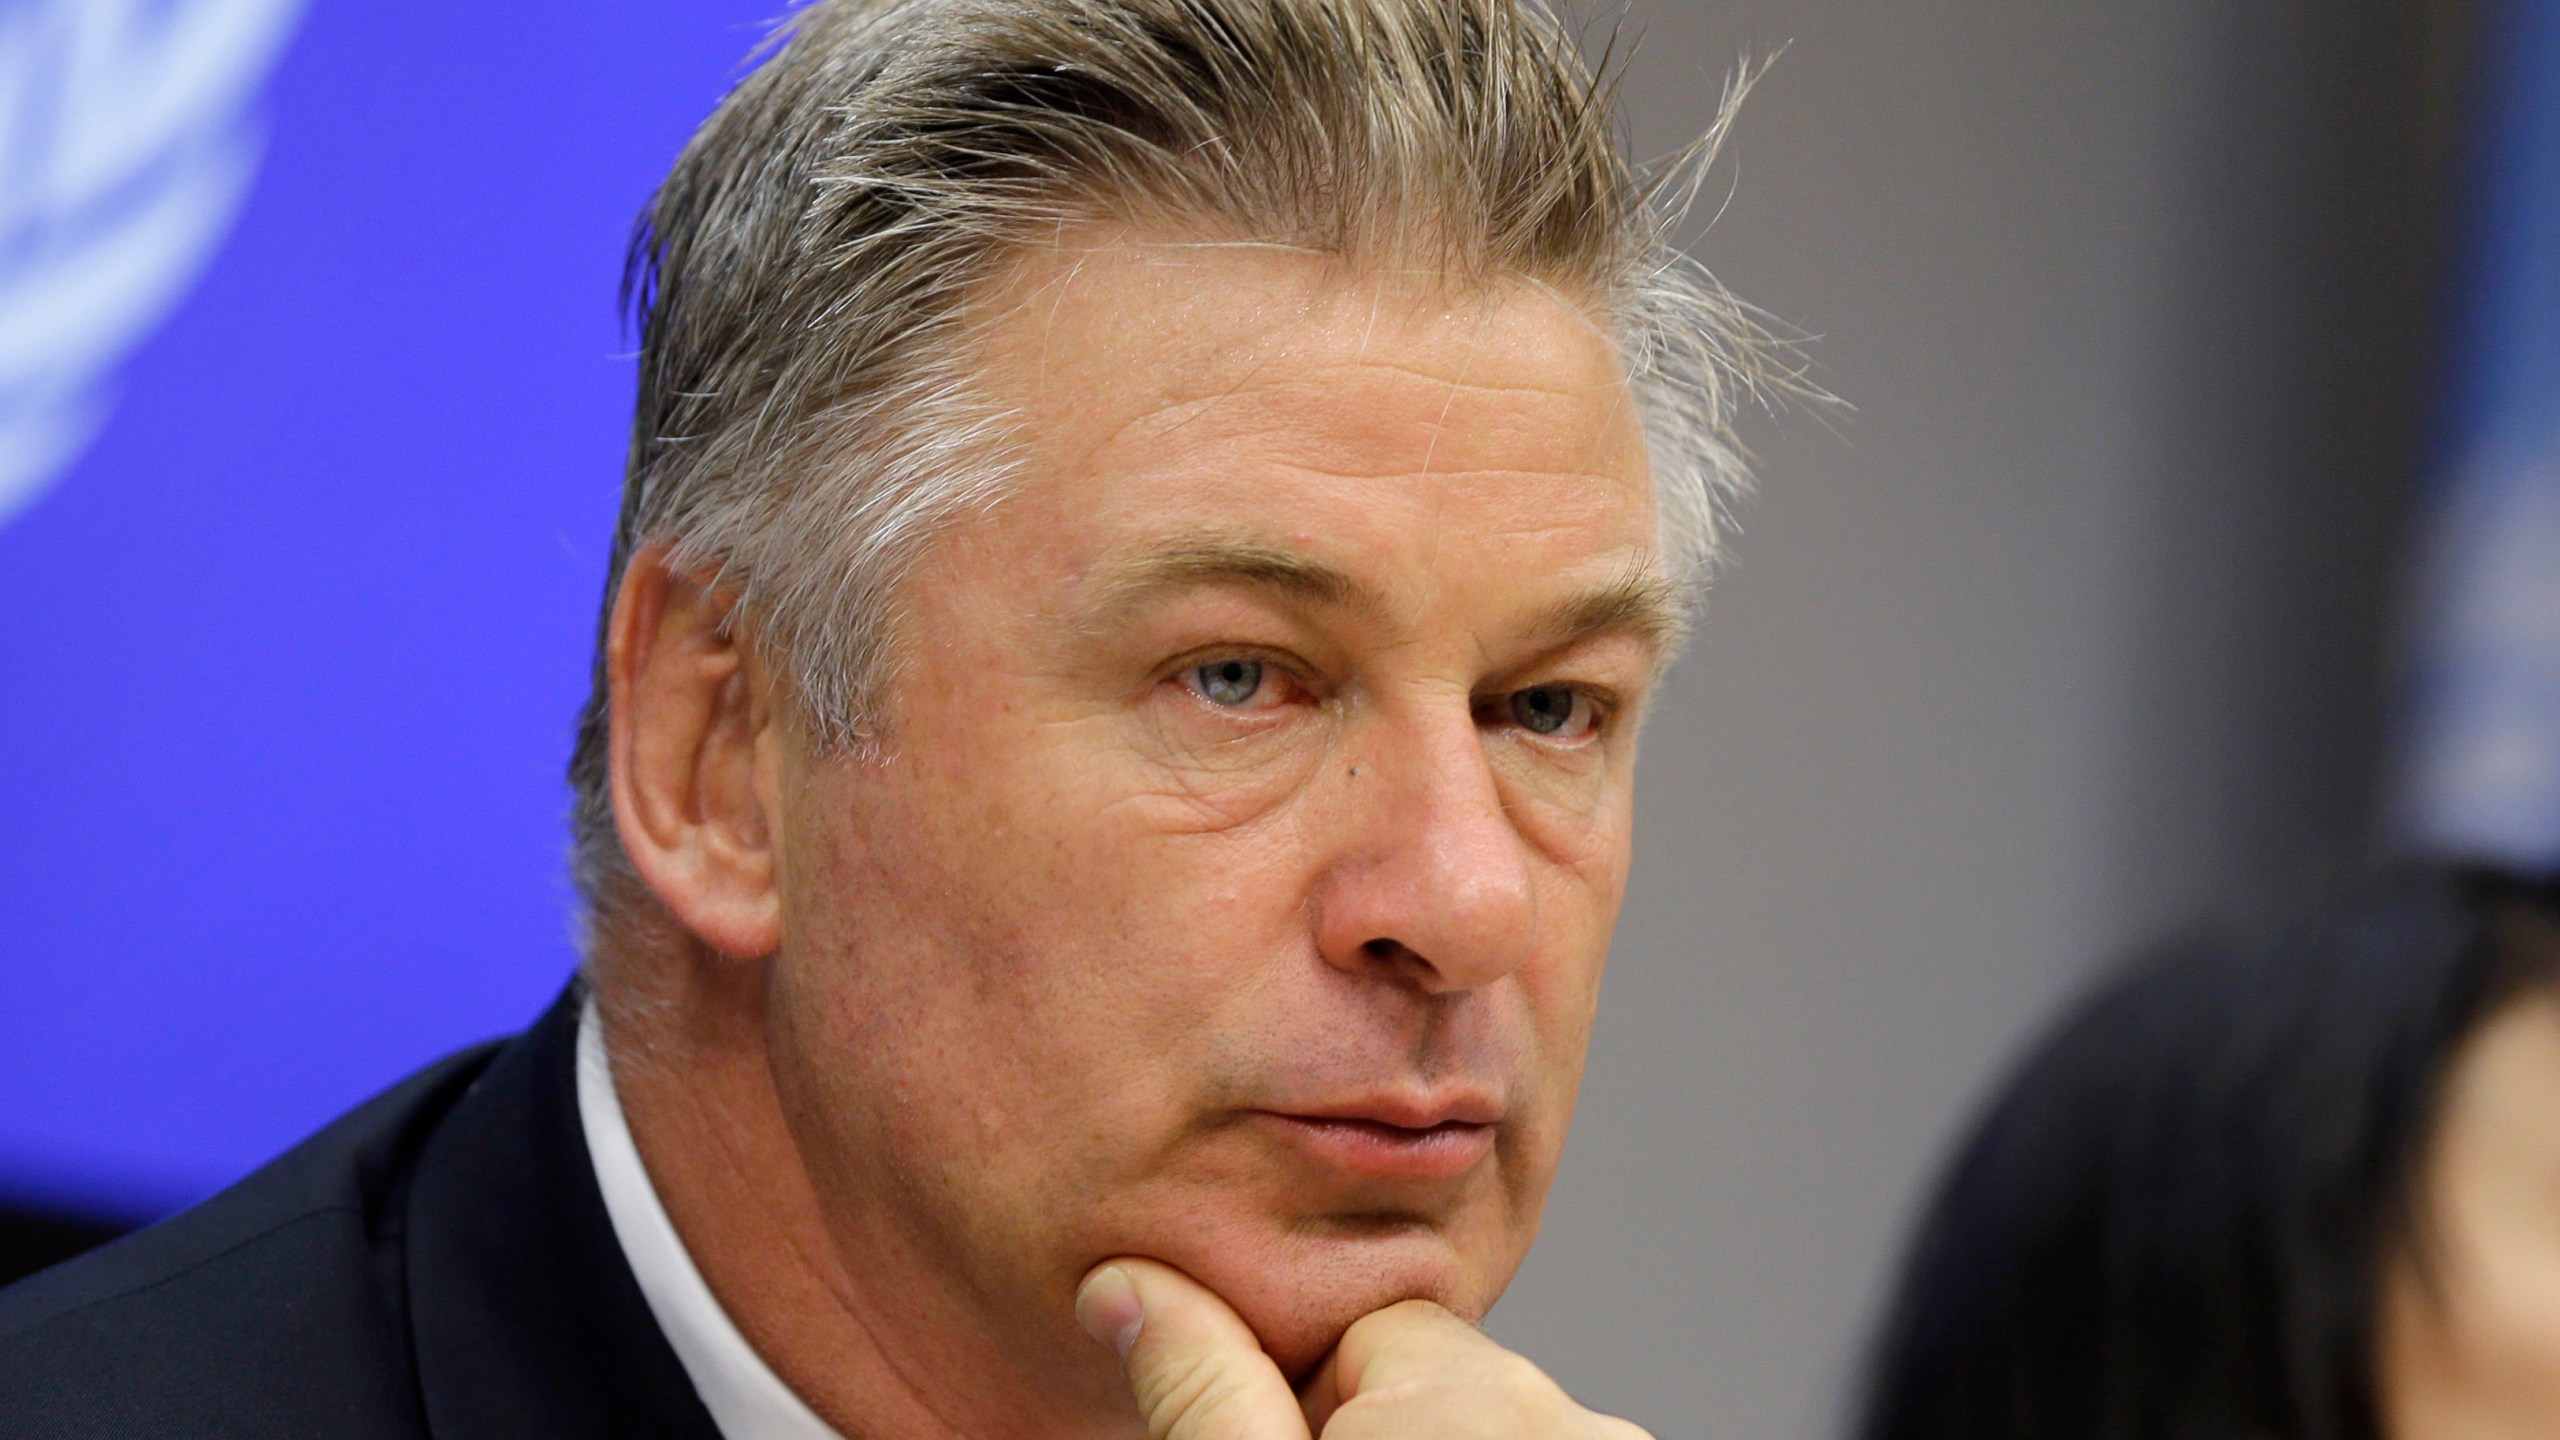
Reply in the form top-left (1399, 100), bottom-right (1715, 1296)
top-left (577, 996), bottom-right (846, 1440)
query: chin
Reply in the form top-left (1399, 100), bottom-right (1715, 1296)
top-left (1176, 1221), bottom-right (1504, 1379)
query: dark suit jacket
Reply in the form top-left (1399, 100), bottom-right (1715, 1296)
top-left (0, 984), bottom-right (724, 1438)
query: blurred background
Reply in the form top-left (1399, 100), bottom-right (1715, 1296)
top-left (0, 1), bottom-right (2551, 1436)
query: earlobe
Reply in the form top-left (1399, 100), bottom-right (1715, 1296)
top-left (605, 545), bottom-right (787, 960)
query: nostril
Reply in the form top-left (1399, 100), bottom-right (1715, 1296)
top-left (1358, 937), bottom-right (1443, 987)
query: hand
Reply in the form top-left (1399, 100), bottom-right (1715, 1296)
top-left (1075, 1257), bottom-right (1654, 1439)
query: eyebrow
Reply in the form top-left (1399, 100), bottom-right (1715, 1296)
top-left (1086, 535), bottom-right (1687, 660)
top-left (1087, 537), bottom-right (1389, 625)
top-left (1530, 564), bottom-right (1690, 660)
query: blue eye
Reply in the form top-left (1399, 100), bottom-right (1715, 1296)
top-left (1510, 685), bottom-right (1587, 737)
top-left (1193, 659), bottom-right (1265, 707)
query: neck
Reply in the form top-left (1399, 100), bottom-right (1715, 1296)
top-left (595, 949), bottom-right (1134, 1439)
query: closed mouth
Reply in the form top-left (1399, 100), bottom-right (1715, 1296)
top-left (1249, 1110), bottom-right (1496, 1182)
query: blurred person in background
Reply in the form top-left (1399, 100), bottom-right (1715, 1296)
top-left (1855, 866), bottom-right (2560, 1440)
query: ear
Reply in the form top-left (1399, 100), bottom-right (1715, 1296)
top-left (605, 544), bottom-right (786, 960)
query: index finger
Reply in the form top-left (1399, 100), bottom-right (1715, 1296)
top-left (1296, 1299), bottom-right (1492, 1430)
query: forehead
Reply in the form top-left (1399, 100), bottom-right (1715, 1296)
top-left (965, 231), bottom-right (1656, 566)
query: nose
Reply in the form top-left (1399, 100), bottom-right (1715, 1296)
top-left (1311, 705), bottom-right (1538, 994)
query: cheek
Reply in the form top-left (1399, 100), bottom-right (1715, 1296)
top-left (2381, 1163), bottom-right (2560, 1433)
top-left (1490, 836), bottom-right (1625, 1184)
top-left (2457, 1233), bottom-right (2560, 1426)
top-left (1507, 952), bottom-right (1605, 1177)
top-left (2386, 1254), bottom-right (2560, 1440)
top-left (779, 707), bottom-right (1326, 1138)
top-left (1521, 790), bottom-right (1634, 1049)
top-left (1508, 811), bottom-right (1628, 1171)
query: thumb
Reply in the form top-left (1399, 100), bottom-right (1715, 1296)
top-left (1076, 1257), bottom-right (1311, 1440)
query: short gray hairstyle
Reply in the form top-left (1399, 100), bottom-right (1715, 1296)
top-left (568, 0), bottom-right (1779, 947)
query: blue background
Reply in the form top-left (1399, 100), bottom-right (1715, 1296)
top-left (2399, 0), bottom-right (2560, 868)
top-left (1, 1), bottom-right (779, 1217)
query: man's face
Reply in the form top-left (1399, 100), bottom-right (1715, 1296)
top-left (763, 234), bottom-right (1667, 1378)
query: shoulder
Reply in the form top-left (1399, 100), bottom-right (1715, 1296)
top-left (0, 1037), bottom-right (503, 1437)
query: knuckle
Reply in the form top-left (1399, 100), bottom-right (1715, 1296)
top-left (1344, 1297), bottom-right (1453, 1344)
top-left (1383, 1296), bottom-right (1461, 1323)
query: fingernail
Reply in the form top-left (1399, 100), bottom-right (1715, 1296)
top-left (1075, 1264), bottom-right (1146, 1361)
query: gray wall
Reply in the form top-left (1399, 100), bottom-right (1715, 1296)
top-left (1486, 2), bottom-right (2453, 1434)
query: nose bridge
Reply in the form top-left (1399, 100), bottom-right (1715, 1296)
top-left (1322, 692), bottom-right (1537, 992)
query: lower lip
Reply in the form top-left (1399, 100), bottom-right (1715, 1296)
top-left (1250, 1113), bottom-right (1495, 1182)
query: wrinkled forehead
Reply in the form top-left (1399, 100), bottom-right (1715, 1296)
top-left (966, 227), bottom-right (1652, 513)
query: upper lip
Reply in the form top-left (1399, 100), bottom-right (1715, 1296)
top-left (1267, 1090), bottom-right (1503, 1130)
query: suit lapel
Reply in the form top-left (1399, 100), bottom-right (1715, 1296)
top-left (403, 984), bottom-right (723, 1440)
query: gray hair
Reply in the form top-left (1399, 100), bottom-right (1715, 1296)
top-left (568, 0), bottom-right (1781, 949)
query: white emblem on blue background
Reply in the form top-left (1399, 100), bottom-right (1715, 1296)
top-left (0, 0), bottom-right (306, 528)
